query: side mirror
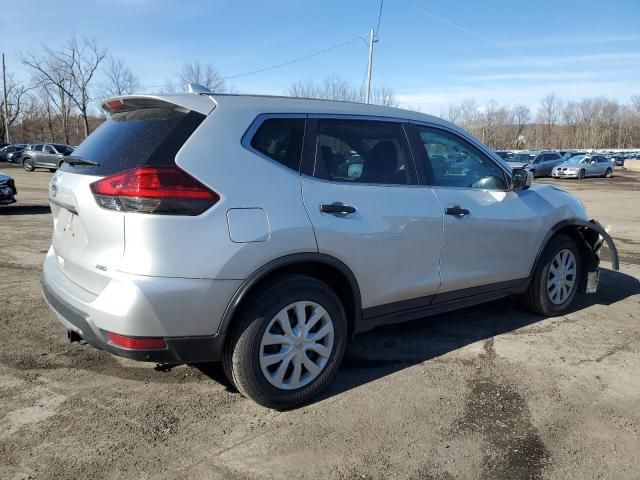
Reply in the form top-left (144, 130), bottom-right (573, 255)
top-left (512, 167), bottom-right (533, 191)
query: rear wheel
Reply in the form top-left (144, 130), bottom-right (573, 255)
top-left (603, 168), bottom-right (612, 178)
top-left (578, 169), bottom-right (585, 180)
top-left (222, 274), bottom-right (347, 409)
top-left (521, 234), bottom-right (581, 316)
top-left (23, 158), bottom-right (34, 172)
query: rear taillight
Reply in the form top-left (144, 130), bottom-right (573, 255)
top-left (90, 166), bottom-right (218, 215)
top-left (106, 331), bottom-right (166, 350)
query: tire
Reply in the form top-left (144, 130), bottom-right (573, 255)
top-left (603, 168), bottom-right (612, 178)
top-left (49, 168), bottom-right (56, 173)
top-left (23, 158), bottom-right (34, 172)
top-left (578, 169), bottom-right (585, 180)
top-left (222, 274), bottom-right (347, 409)
top-left (521, 234), bottom-right (581, 316)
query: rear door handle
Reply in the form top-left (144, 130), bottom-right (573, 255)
top-left (320, 203), bottom-right (357, 215)
top-left (445, 206), bottom-right (470, 217)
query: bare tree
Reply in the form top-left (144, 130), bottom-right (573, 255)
top-left (177, 60), bottom-right (226, 92)
top-left (20, 35), bottom-right (106, 138)
top-left (372, 86), bottom-right (399, 107)
top-left (286, 75), bottom-right (396, 106)
top-left (537, 93), bottom-right (562, 147)
top-left (287, 79), bottom-right (321, 99)
top-left (513, 105), bottom-right (530, 148)
top-left (102, 55), bottom-right (138, 97)
top-left (0, 73), bottom-right (29, 141)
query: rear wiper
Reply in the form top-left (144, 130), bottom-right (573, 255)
top-left (63, 155), bottom-right (100, 167)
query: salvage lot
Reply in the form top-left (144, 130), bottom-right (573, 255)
top-left (1, 165), bottom-right (639, 479)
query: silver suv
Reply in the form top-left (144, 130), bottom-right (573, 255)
top-left (42, 92), bottom-right (618, 408)
top-left (22, 143), bottom-right (74, 172)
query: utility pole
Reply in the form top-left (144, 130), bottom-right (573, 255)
top-left (2, 53), bottom-right (10, 144)
top-left (365, 28), bottom-right (375, 104)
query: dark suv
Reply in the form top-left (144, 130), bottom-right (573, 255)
top-left (22, 144), bottom-right (74, 172)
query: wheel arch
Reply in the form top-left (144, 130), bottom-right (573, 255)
top-left (529, 218), bottom-right (619, 287)
top-left (218, 253), bottom-right (362, 343)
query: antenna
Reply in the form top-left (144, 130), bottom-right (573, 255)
top-left (187, 83), bottom-right (212, 95)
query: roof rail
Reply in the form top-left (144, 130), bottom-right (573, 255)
top-left (187, 83), bottom-right (212, 95)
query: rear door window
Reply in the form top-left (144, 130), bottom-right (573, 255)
top-left (311, 119), bottom-right (413, 185)
top-left (249, 118), bottom-right (305, 172)
top-left (61, 105), bottom-right (205, 176)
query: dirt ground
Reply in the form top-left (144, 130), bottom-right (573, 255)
top-left (1, 164), bottom-right (639, 480)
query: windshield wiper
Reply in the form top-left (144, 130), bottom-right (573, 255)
top-left (63, 155), bottom-right (100, 167)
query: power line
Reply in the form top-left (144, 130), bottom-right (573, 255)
top-left (132, 32), bottom-right (370, 90)
top-left (375, 0), bottom-right (385, 38)
top-left (222, 34), bottom-right (368, 80)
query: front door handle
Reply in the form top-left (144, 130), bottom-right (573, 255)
top-left (445, 206), bottom-right (470, 217)
top-left (320, 203), bottom-right (357, 215)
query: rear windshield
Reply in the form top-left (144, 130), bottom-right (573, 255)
top-left (60, 107), bottom-right (205, 176)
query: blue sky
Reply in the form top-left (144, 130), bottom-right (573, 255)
top-left (2, 0), bottom-right (639, 114)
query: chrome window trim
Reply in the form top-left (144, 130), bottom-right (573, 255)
top-left (241, 113), bottom-right (308, 176)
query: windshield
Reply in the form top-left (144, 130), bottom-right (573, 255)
top-left (562, 151), bottom-right (584, 160)
top-left (567, 155), bottom-right (588, 164)
top-left (509, 153), bottom-right (534, 163)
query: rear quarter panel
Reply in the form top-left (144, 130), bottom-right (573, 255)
top-left (119, 105), bottom-right (318, 280)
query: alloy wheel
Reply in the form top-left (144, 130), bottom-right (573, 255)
top-left (259, 301), bottom-right (334, 390)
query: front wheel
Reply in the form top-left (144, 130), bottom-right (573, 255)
top-left (603, 168), bottom-right (612, 178)
top-left (521, 234), bottom-right (581, 316)
top-left (23, 158), bottom-right (35, 172)
top-left (222, 274), bottom-right (347, 409)
top-left (578, 169), bottom-right (585, 180)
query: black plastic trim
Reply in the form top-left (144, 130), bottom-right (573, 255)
top-left (529, 218), bottom-right (619, 275)
top-left (358, 279), bottom-right (528, 334)
top-left (217, 252), bottom-right (362, 338)
top-left (41, 276), bottom-right (222, 363)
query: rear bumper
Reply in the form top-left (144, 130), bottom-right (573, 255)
top-left (41, 249), bottom-right (241, 362)
top-left (41, 277), bottom-right (223, 362)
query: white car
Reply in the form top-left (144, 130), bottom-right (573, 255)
top-left (42, 90), bottom-right (618, 408)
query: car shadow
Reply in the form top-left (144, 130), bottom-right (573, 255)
top-left (28, 268), bottom-right (634, 400)
top-left (316, 268), bottom-right (639, 405)
top-left (0, 205), bottom-right (51, 215)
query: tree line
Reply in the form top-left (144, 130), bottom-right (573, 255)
top-left (445, 94), bottom-right (640, 150)
top-left (2, 35), bottom-right (638, 150)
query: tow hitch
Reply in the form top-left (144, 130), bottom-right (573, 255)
top-left (67, 330), bottom-right (82, 343)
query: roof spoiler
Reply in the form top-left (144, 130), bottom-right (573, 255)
top-left (187, 83), bottom-right (212, 95)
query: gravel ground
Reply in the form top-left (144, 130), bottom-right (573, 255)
top-left (1, 164), bottom-right (639, 480)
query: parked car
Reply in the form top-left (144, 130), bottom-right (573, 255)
top-left (0, 171), bottom-right (17, 205)
top-left (508, 150), bottom-right (564, 177)
top-left (41, 92), bottom-right (618, 408)
top-left (494, 150), bottom-right (512, 160)
top-left (21, 143), bottom-right (74, 172)
top-left (609, 153), bottom-right (625, 166)
top-left (552, 154), bottom-right (614, 179)
top-left (0, 144), bottom-right (26, 162)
